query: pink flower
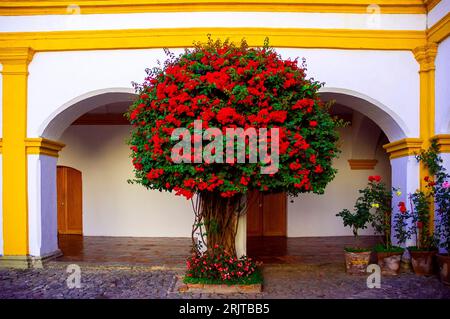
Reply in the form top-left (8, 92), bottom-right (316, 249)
top-left (443, 181), bottom-right (450, 189)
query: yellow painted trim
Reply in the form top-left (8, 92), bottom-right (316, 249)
top-left (433, 134), bottom-right (450, 153)
top-left (428, 12), bottom-right (450, 43)
top-left (424, 0), bottom-right (441, 11)
top-left (0, 0), bottom-right (427, 16)
top-left (348, 159), bottom-right (378, 170)
top-left (0, 47), bottom-right (34, 256)
top-left (383, 138), bottom-right (423, 159)
top-left (25, 138), bottom-right (65, 158)
top-left (413, 43), bottom-right (437, 229)
top-left (0, 28), bottom-right (427, 52)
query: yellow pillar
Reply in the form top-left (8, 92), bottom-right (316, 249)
top-left (0, 47), bottom-right (34, 256)
top-left (413, 43), bottom-right (438, 187)
top-left (412, 43), bottom-right (438, 230)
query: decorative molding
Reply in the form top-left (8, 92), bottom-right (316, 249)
top-left (25, 138), bottom-right (65, 157)
top-left (427, 12), bottom-right (450, 43)
top-left (413, 42), bottom-right (438, 72)
top-left (0, 249), bottom-right (62, 269)
top-left (0, 0), bottom-right (427, 16)
top-left (0, 47), bottom-right (34, 74)
top-left (433, 134), bottom-right (450, 153)
top-left (348, 159), bottom-right (378, 170)
top-left (72, 113), bottom-right (129, 125)
top-left (0, 28), bottom-right (427, 53)
top-left (383, 138), bottom-right (423, 159)
top-left (424, 0), bottom-right (441, 11)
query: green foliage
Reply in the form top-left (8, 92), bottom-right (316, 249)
top-left (183, 269), bottom-right (263, 286)
top-left (344, 247), bottom-right (371, 253)
top-left (373, 243), bottom-right (404, 253)
top-left (126, 37), bottom-right (341, 199)
top-left (337, 176), bottom-right (394, 249)
top-left (416, 139), bottom-right (450, 253)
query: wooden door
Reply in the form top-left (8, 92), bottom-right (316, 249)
top-left (247, 191), bottom-right (286, 237)
top-left (57, 166), bottom-right (83, 235)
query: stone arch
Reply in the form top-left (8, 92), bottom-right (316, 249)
top-left (39, 87), bottom-right (136, 140)
top-left (319, 87), bottom-right (408, 142)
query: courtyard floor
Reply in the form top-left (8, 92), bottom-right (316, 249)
top-left (0, 236), bottom-right (449, 299)
top-left (1, 263), bottom-right (449, 299)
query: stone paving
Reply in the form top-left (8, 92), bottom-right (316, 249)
top-left (1, 263), bottom-right (449, 299)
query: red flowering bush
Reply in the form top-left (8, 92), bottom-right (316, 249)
top-left (126, 38), bottom-right (340, 199)
top-left (184, 245), bottom-right (260, 284)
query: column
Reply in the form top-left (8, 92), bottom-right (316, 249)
top-left (384, 138), bottom-right (422, 246)
top-left (0, 48), bottom-right (34, 263)
top-left (26, 138), bottom-right (65, 259)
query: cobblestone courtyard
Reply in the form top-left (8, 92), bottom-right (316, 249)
top-left (1, 263), bottom-right (449, 299)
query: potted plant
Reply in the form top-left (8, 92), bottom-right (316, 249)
top-left (394, 191), bottom-right (437, 276)
top-left (336, 189), bottom-right (372, 275)
top-left (364, 176), bottom-right (404, 276)
top-left (417, 140), bottom-right (450, 284)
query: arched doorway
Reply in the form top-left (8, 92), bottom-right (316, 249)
top-left (246, 88), bottom-right (410, 262)
top-left (28, 87), bottom-right (414, 265)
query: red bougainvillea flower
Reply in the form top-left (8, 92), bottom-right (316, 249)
top-left (398, 201), bottom-right (407, 214)
top-left (368, 175), bottom-right (382, 183)
top-left (126, 38), bottom-right (340, 199)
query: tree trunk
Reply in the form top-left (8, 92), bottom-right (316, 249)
top-left (192, 192), bottom-right (246, 257)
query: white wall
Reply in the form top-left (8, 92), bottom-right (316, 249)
top-left (288, 126), bottom-right (390, 237)
top-left (58, 125), bottom-right (194, 237)
top-left (428, 0), bottom-right (450, 27)
top-left (58, 121), bottom-right (390, 238)
top-left (0, 12), bottom-right (426, 33)
top-left (28, 154), bottom-right (59, 256)
top-left (435, 36), bottom-right (450, 134)
top-left (28, 48), bottom-right (419, 140)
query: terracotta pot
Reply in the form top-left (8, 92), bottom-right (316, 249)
top-left (437, 254), bottom-right (450, 286)
top-left (409, 250), bottom-right (437, 276)
top-left (377, 251), bottom-right (403, 276)
top-left (344, 251), bottom-right (371, 275)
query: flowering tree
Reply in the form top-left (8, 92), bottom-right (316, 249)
top-left (126, 38), bottom-right (340, 256)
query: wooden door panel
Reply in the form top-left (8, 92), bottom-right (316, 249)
top-left (262, 192), bottom-right (287, 236)
top-left (66, 168), bottom-right (82, 234)
top-left (57, 166), bottom-right (83, 235)
top-left (57, 167), bottom-right (66, 232)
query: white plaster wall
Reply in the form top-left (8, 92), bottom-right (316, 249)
top-left (58, 123), bottom-right (390, 238)
top-left (390, 155), bottom-right (420, 246)
top-left (288, 126), bottom-right (391, 237)
top-left (428, 0), bottom-right (450, 27)
top-left (28, 154), bottom-right (59, 256)
top-left (28, 48), bottom-right (419, 139)
top-left (0, 12), bottom-right (426, 33)
top-left (57, 125), bottom-right (194, 237)
top-left (443, 153), bottom-right (450, 175)
top-left (435, 36), bottom-right (450, 134)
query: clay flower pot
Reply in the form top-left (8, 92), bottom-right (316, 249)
top-left (409, 249), bottom-right (437, 276)
top-left (344, 250), bottom-right (371, 275)
top-left (437, 254), bottom-right (450, 285)
top-left (377, 251), bottom-right (403, 276)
